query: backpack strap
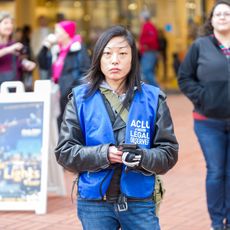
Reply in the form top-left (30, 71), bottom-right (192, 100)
top-left (99, 87), bottom-right (128, 123)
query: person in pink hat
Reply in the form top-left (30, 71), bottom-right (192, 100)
top-left (37, 20), bottom-right (91, 130)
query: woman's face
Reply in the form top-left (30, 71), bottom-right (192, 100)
top-left (54, 24), bottom-right (69, 44)
top-left (100, 36), bottom-right (132, 87)
top-left (212, 4), bottom-right (230, 34)
top-left (0, 17), bottom-right (13, 37)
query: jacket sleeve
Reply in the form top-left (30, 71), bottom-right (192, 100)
top-left (72, 45), bottom-right (91, 84)
top-left (78, 45), bottom-right (91, 75)
top-left (140, 91), bottom-right (179, 174)
top-left (177, 41), bottom-right (204, 106)
top-left (54, 96), bottom-right (110, 173)
top-left (37, 46), bottom-right (52, 71)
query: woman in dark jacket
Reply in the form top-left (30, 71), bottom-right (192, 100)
top-left (37, 20), bottom-right (90, 129)
top-left (55, 25), bottom-right (178, 230)
top-left (178, 1), bottom-right (230, 229)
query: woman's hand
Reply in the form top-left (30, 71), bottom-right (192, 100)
top-left (43, 33), bottom-right (57, 48)
top-left (22, 59), bottom-right (36, 71)
top-left (0, 42), bottom-right (23, 57)
top-left (108, 146), bottom-right (123, 164)
top-left (8, 42), bottom-right (24, 54)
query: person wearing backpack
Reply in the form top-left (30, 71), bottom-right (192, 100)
top-left (55, 25), bottom-right (178, 230)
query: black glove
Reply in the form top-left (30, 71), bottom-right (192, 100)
top-left (119, 144), bottom-right (143, 168)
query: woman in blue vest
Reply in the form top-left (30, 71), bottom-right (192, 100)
top-left (55, 25), bottom-right (178, 230)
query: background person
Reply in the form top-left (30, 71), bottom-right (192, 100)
top-left (139, 10), bottom-right (159, 87)
top-left (178, 1), bottom-right (230, 229)
top-left (0, 12), bottom-right (36, 86)
top-left (158, 29), bottom-right (168, 82)
top-left (31, 15), bottom-right (52, 58)
top-left (20, 24), bottom-right (34, 91)
top-left (31, 15), bottom-right (52, 80)
top-left (20, 25), bottom-right (33, 60)
top-left (37, 20), bottom-right (90, 130)
top-left (55, 25), bottom-right (178, 230)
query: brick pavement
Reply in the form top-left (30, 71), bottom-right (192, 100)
top-left (160, 94), bottom-right (209, 230)
top-left (0, 94), bottom-right (210, 230)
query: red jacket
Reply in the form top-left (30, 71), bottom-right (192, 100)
top-left (139, 21), bottom-right (159, 54)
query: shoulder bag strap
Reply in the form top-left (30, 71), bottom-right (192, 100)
top-left (99, 87), bottom-right (128, 123)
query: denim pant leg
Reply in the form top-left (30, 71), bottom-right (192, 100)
top-left (226, 122), bottom-right (230, 225)
top-left (77, 199), bottom-right (120, 230)
top-left (140, 51), bottom-right (158, 87)
top-left (77, 199), bottom-right (160, 230)
top-left (194, 119), bottom-right (228, 228)
top-left (118, 201), bottom-right (160, 230)
top-left (39, 69), bottom-right (49, 80)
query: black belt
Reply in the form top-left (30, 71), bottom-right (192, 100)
top-left (104, 195), bottom-right (152, 203)
top-left (116, 195), bottom-right (152, 212)
top-left (78, 195), bottom-right (153, 212)
top-left (102, 196), bottom-right (153, 203)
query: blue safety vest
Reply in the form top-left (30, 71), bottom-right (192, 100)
top-left (73, 83), bottom-right (159, 199)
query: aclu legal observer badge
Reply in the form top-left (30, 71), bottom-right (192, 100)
top-left (129, 119), bottom-right (150, 146)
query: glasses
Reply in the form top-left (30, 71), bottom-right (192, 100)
top-left (213, 12), bottom-right (230, 18)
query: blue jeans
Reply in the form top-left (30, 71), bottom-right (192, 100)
top-left (140, 51), bottom-right (158, 87)
top-left (77, 198), bottom-right (160, 230)
top-left (39, 69), bottom-right (49, 80)
top-left (194, 118), bottom-right (230, 228)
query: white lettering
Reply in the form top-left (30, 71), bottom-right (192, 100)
top-left (131, 120), bottom-right (136, 127)
top-left (145, 121), bottom-right (150, 129)
top-left (130, 136), bottom-right (150, 146)
top-left (136, 120), bottom-right (141, 128)
top-left (130, 120), bottom-right (150, 129)
top-left (21, 128), bottom-right (41, 137)
top-left (130, 130), bottom-right (149, 139)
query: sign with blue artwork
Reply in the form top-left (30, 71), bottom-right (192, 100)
top-left (0, 102), bottom-right (43, 201)
top-left (0, 81), bottom-right (52, 214)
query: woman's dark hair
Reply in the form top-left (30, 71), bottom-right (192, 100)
top-left (84, 25), bottom-right (141, 109)
top-left (199, 0), bottom-right (230, 36)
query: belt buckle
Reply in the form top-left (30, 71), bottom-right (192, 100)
top-left (117, 195), bottom-right (128, 212)
top-left (117, 201), bottom-right (128, 212)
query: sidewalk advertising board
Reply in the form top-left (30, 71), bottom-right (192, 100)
top-left (0, 80), bottom-right (54, 214)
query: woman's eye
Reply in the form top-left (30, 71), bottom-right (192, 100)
top-left (120, 52), bottom-right (127, 56)
top-left (103, 52), bottom-right (111, 56)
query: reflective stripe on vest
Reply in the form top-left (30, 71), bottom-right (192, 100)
top-left (73, 83), bottom-right (159, 199)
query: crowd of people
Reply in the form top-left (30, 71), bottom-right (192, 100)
top-left (0, 0), bottom-right (230, 229)
top-left (0, 9), bottom-right (170, 91)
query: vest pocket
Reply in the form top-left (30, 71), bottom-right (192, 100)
top-left (78, 169), bottom-right (114, 199)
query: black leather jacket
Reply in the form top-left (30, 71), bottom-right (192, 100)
top-left (55, 90), bottom-right (178, 176)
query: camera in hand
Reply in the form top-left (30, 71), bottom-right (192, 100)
top-left (118, 143), bottom-right (138, 151)
top-left (120, 143), bottom-right (143, 168)
top-left (20, 46), bottom-right (28, 55)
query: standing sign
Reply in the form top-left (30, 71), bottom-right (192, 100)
top-left (0, 81), bottom-right (51, 214)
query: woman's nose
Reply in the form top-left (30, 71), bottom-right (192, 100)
top-left (111, 53), bottom-right (119, 64)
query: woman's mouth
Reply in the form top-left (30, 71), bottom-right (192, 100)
top-left (110, 68), bottom-right (120, 73)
